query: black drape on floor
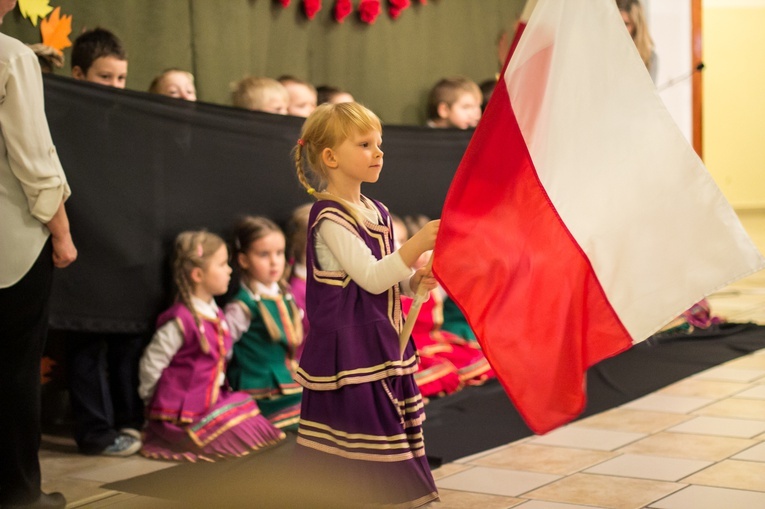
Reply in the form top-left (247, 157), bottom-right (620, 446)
top-left (43, 75), bottom-right (471, 333)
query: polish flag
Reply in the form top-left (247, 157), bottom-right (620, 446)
top-left (433, 0), bottom-right (764, 435)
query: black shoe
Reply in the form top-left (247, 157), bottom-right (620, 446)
top-left (3, 492), bottom-right (66, 509)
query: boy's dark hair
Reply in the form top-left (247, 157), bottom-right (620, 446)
top-left (71, 28), bottom-right (127, 74)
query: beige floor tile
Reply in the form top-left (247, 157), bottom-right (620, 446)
top-left (432, 463), bottom-right (473, 481)
top-left (732, 441), bottom-right (765, 462)
top-left (39, 452), bottom-right (129, 480)
top-left (71, 457), bottom-right (176, 483)
top-left (694, 366), bottom-right (765, 383)
top-left (39, 477), bottom-right (118, 508)
top-left (658, 379), bottom-right (752, 399)
top-left (583, 453), bottom-right (712, 482)
top-left (435, 489), bottom-right (524, 509)
top-left (516, 502), bottom-right (608, 509)
top-left (617, 432), bottom-right (758, 462)
top-left (79, 493), bottom-right (184, 508)
top-left (725, 354), bottom-right (765, 370)
top-left (651, 485), bottom-right (765, 509)
top-left (471, 444), bottom-right (617, 475)
top-left (681, 459), bottom-right (765, 491)
top-left (692, 398), bottom-right (765, 421)
top-left (575, 408), bottom-right (691, 434)
top-left (737, 385), bottom-right (765, 400)
top-left (530, 426), bottom-right (645, 451)
top-left (621, 394), bottom-right (713, 414)
top-left (436, 466), bottom-right (560, 497)
top-left (523, 473), bottom-right (683, 509)
top-left (668, 416), bottom-right (765, 438)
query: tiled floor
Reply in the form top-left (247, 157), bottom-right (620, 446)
top-left (38, 210), bottom-right (765, 508)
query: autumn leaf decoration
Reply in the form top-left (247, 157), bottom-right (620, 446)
top-left (17, 0), bottom-right (54, 27)
top-left (40, 7), bottom-right (72, 52)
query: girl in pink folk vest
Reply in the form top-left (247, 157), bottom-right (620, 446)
top-left (138, 231), bottom-right (285, 462)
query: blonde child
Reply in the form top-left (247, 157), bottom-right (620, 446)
top-left (616, 0), bottom-right (657, 81)
top-left (225, 216), bottom-right (304, 431)
top-left (292, 102), bottom-right (440, 507)
top-left (231, 76), bottom-right (289, 114)
top-left (278, 75), bottom-right (318, 118)
top-left (149, 69), bottom-right (197, 101)
top-left (425, 76), bottom-right (482, 129)
top-left (138, 231), bottom-right (285, 462)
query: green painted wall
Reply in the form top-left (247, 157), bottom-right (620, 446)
top-left (1, 0), bottom-right (524, 124)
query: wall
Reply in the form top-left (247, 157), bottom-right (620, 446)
top-left (0, 0), bottom-right (524, 125)
top-left (703, 0), bottom-right (765, 209)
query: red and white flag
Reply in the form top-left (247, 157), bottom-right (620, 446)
top-left (433, 0), bottom-right (764, 435)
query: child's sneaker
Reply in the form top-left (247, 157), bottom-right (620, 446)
top-left (119, 427), bottom-right (142, 440)
top-left (102, 433), bottom-right (141, 456)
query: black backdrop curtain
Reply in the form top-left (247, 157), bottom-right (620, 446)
top-left (43, 74), bottom-right (472, 333)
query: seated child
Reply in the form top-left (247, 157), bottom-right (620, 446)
top-left (425, 76), bottom-right (482, 129)
top-left (138, 231), bottom-right (285, 462)
top-left (225, 216), bottom-right (304, 430)
top-left (148, 69), bottom-right (197, 101)
top-left (391, 215), bottom-right (462, 399)
top-left (278, 75), bottom-right (318, 118)
top-left (231, 76), bottom-right (289, 114)
top-left (286, 203), bottom-right (313, 360)
top-left (398, 216), bottom-right (494, 388)
top-left (71, 28), bottom-right (128, 89)
top-left (316, 84), bottom-right (354, 105)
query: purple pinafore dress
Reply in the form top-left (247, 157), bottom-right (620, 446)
top-left (294, 198), bottom-right (438, 508)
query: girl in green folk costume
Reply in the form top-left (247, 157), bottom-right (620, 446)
top-left (225, 216), bottom-right (304, 430)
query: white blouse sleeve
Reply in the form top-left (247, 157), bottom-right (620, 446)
top-left (138, 320), bottom-right (184, 402)
top-left (316, 219), bottom-right (413, 295)
top-left (223, 301), bottom-right (251, 343)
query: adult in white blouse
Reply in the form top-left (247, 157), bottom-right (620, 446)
top-left (0, 1), bottom-right (77, 507)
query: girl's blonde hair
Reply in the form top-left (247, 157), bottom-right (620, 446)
top-left (616, 0), bottom-right (654, 70)
top-left (232, 216), bottom-right (303, 344)
top-left (148, 68), bottom-right (194, 94)
top-left (231, 76), bottom-right (289, 111)
top-left (172, 230), bottom-right (226, 354)
top-left (293, 102), bottom-right (382, 215)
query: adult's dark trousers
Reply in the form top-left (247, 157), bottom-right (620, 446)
top-left (65, 331), bottom-right (145, 454)
top-left (0, 239), bottom-right (53, 505)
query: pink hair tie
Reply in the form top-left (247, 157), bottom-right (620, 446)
top-left (197, 244), bottom-right (204, 258)
top-left (297, 138), bottom-right (305, 146)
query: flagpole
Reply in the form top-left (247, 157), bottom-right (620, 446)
top-left (399, 255), bottom-right (433, 358)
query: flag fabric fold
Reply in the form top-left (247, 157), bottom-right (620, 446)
top-left (433, 0), bottom-right (764, 435)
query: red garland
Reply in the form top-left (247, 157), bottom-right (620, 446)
top-left (334, 0), bottom-right (352, 22)
top-left (303, 0), bottom-right (322, 19)
top-left (278, 0), bottom-right (290, 6)
top-left (359, 0), bottom-right (381, 24)
top-left (388, 0), bottom-right (410, 19)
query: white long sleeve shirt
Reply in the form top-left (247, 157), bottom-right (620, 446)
top-left (314, 200), bottom-right (414, 295)
top-left (0, 33), bottom-right (71, 287)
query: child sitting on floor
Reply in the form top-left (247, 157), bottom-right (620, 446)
top-left (138, 231), bottom-right (285, 462)
top-left (225, 216), bottom-right (304, 431)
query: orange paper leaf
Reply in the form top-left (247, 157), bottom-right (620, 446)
top-left (17, 0), bottom-right (54, 27)
top-left (40, 7), bottom-right (72, 52)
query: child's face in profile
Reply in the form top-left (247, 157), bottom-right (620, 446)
top-left (157, 71), bottom-right (196, 101)
top-left (77, 56), bottom-right (128, 89)
top-left (285, 83), bottom-right (317, 118)
top-left (442, 92), bottom-right (482, 129)
top-left (198, 245), bottom-right (232, 298)
top-left (238, 231), bottom-right (286, 286)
